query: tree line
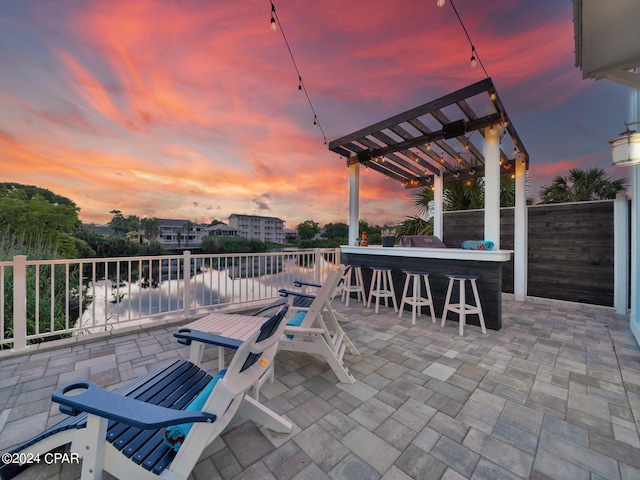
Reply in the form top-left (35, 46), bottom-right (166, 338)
top-left (1, 167), bottom-right (626, 258)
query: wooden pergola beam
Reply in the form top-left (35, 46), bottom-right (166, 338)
top-left (328, 78), bottom-right (493, 151)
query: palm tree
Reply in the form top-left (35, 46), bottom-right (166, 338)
top-left (141, 218), bottom-right (160, 241)
top-left (182, 221), bottom-right (194, 247)
top-left (396, 174), bottom-right (518, 234)
top-left (539, 167), bottom-right (627, 204)
top-left (443, 179), bottom-right (484, 211)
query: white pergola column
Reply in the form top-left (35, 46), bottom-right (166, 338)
top-left (484, 126), bottom-right (501, 248)
top-left (630, 164), bottom-right (640, 341)
top-left (348, 161), bottom-right (360, 246)
top-left (433, 174), bottom-right (443, 239)
top-left (514, 158), bottom-right (528, 301)
top-left (629, 83), bottom-right (639, 344)
top-left (614, 192), bottom-right (630, 315)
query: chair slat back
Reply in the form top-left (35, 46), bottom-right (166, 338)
top-left (297, 265), bottom-right (345, 328)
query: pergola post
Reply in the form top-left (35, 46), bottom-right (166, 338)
top-left (514, 158), bottom-right (528, 301)
top-left (631, 164), bottom-right (640, 341)
top-left (348, 161), bottom-right (360, 246)
top-left (433, 174), bottom-right (443, 239)
top-left (614, 192), bottom-right (630, 315)
top-left (484, 126), bottom-right (501, 248)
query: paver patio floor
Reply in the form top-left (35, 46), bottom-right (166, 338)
top-left (1, 295), bottom-right (639, 479)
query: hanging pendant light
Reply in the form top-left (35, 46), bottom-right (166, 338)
top-left (610, 123), bottom-right (640, 166)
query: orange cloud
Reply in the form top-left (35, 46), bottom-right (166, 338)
top-left (0, 0), bottom-right (622, 229)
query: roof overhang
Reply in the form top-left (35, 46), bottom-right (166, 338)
top-left (573, 0), bottom-right (640, 89)
top-left (328, 78), bottom-right (528, 188)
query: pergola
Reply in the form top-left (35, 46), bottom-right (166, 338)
top-left (572, 0), bottom-right (640, 344)
top-left (329, 77), bottom-right (530, 300)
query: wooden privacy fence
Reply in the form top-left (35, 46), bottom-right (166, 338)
top-left (443, 200), bottom-right (627, 307)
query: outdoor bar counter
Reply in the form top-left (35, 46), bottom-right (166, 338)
top-left (341, 245), bottom-right (513, 330)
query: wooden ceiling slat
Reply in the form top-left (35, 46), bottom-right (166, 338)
top-left (366, 158), bottom-right (419, 182)
top-left (387, 125), bottom-right (443, 175)
top-left (357, 137), bottom-right (426, 178)
top-left (407, 117), bottom-right (470, 170)
top-left (368, 131), bottom-right (438, 176)
top-left (430, 109), bottom-right (483, 167)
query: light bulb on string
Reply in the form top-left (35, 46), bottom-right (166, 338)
top-left (313, 115), bottom-right (317, 126)
top-left (270, 3), bottom-right (277, 30)
top-left (437, 0), bottom-right (445, 7)
top-left (298, 76), bottom-right (302, 90)
top-left (470, 46), bottom-right (477, 68)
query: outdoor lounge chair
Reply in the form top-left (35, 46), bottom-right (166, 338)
top-left (277, 264), bottom-right (360, 384)
top-left (0, 302), bottom-right (291, 480)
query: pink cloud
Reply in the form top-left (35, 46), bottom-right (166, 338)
top-left (0, 0), bottom-right (623, 229)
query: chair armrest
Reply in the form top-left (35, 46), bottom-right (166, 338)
top-left (278, 289), bottom-right (315, 300)
top-left (283, 325), bottom-right (325, 336)
top-left (52, 381), bottom-right (217, 429)
top-left (293, 280), bottom-right (322, 289)
top-left (174, 328), bottom-right (243, 349)
top-left (252, 297), bottom-right (288, 317)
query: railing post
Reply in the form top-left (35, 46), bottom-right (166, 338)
top-left (314, 249), bottom-right (322, 283)
top-left (12, 255), bottom-right (28, 352)
top-left (182, 251), bottom-right (191, 319)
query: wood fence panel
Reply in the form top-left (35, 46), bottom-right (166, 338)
top-left (442, 200), bottom-right (615, 306)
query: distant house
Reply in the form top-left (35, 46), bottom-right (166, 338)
top-left (228, 214), bottom-right (285, 244)
top-left (86, 224), bottom-right (115, 236)
top-left (207, 223), bottom-right (240, 237)
top-left (284, 227), bottom-right (298, 244)
top-left (125, 231), bottom-right (145, 243)
top-left (156, 219), bottom-right (208, 246)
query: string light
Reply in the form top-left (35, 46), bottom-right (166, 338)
top-left (270, 3), bottom-right (277, 30)
top-left (441, 0), bottom-right (490, 77)
top-left (269, 0), bottom-right (327, 144)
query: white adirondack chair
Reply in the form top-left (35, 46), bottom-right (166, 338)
top-left (2, 303), bottom-right (291, 480)
top-left (278, 265), bottom-right (360, 384)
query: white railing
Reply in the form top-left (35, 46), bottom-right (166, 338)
top-left (1, 248), bottom-right (341, 351)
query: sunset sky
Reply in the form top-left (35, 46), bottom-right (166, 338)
top-left (0, 0), bottom-right (632, 229)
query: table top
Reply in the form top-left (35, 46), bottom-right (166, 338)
top-left (185, 312), bottom-right (266, 343)
top-left (341, 245), bottom-right (513, 262)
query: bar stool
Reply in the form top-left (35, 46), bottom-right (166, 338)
top-left (441, 273), bottom-right (486, 335)
top-left (399, 270), bottom-right (435, 325)
top-left (341, 265), bottom-right (366, 306)
top-left (367, 267), bottom-right (398, 313)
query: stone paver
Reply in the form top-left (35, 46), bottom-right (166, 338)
top-left (0, 295), bottom-right (639, 479)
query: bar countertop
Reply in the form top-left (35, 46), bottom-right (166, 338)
top-left (340, 245), bottom-right (513, 262)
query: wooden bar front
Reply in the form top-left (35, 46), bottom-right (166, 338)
top-left (341, 246), bottom-right (513, 330)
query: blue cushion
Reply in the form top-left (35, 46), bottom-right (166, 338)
top-left (461, 240), bottom-right (494, 251)
top-left (285, 311), bottom-right (306, 339)
top-left (163, 369), bottom-right (225, 451)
